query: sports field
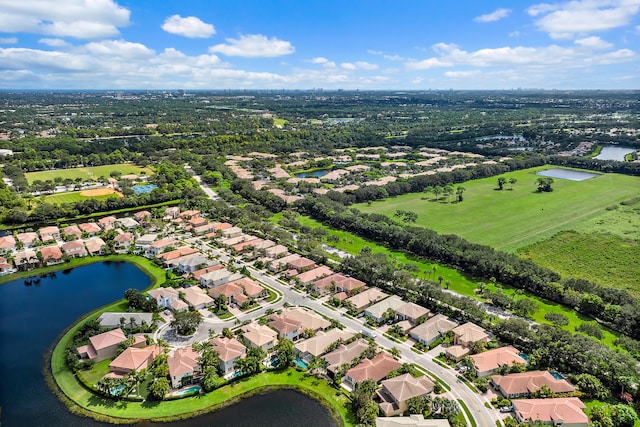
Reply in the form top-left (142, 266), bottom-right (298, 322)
top-left (26, 164), bottom-right (153, 184)
top-left (45, 188), bottom-right (123, 204)
top-left (356, 166), bottom-right (640, 252)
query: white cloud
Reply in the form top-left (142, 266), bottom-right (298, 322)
top-left (574, 36), bottom-right (613, 49)
top-left (39, 38), bottom-right (70, 47)
top-left (509, 31), bottom-right (521, 37)
top-left (474, 8), bottom-right (511, 23)
top-left (0, 37), bottom-right (17, 44)
top-left (311, 57), bottom-right (336, 68)
top-left (406, 57), bottom-right (452, 70)
top-left (529, 0), bottom-right (640, 39)
top-left (341, 61), bottom-right (378, 71)
top-left (341, 62), bottom-right (357, 70)
top-left (161, 15), bottom-right (215, 38)
top-left (0, 0), bottom-right (130, 39)
top-left (85, 40), bottom-right (155, 59)
top-left (368, 50), bottom-right (404, 61)
top-left (444, 70), bottom-right (482, 78)
top-left (209, 34), bottom-right (294, 57)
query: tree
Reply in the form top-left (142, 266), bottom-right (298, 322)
top-left (148, 377), bottom-right (169, 400)
top-left (611, 404), bottom-right (637, 427)
top-left (275, 338), bottom-right (294, 368)
top-left (497, 177), bottom-right (506, 190)
top-left (535, 177), bottom-right (554, 192)
top-left (171, 311), bottom-right (202, 336)
top-left (200, 366), bottom-right (221, 392)
top-left (509, 177), bottom-right (517, 190)
top-left (456, 186), bottom-right (465, 202)
top-left (352, 379), bottom-right (378, 426)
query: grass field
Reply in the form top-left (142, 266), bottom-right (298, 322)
top-left (26, 164), bottom-right (153, 184)
top-left (356, 166), bottom-right (640, 252)
top-left (45, 189), bottom-right (122, 205)
top-left (519, 231), bottom-right (640, 298)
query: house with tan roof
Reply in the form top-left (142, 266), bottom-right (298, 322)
top-left (39, 246), bottom-right (64, 265)
top-left (148, 238), bottom-right (178, 256)
top-left (375, 415), bottom-right (450, 427)
top-left (78, 222), bottom-right (102, 236)
top-left (377, 373), bottom-right (435, 416)
top-left (178, 286), bottom-right (214, 310)
top-left (264, 244), bottom-right (288, 258)
top-left (334, 276), bottom-right (367, 294)
top-left (268, 253), bottom-right (301, 272)
top-left (344, 352), bottom-right (401, 388)
top-left (168, 347), bottom-right (200, 389)
top-left (85, 236), bottom-right (107, 255)
top-left (174, 254), bottom-right (214, 274)
top-left (295, 329), bottom-right (355, 360)
top-left (0, 257), bottom-right (14, 275)
top-left (113, 232), bottom-right (134, 253)
top-left (77, 328), bottom-right (127, 362)
top-left (231, 277), bottom-right (265, 299)
top-left (199, 268), bottom-right (243, 288)
top-left (148, 287), bottom-right (180, 309)
top-left (296, 265), bottom-right (334, 285)
top-left (323, 338), bottom-right (370, 377)
top-left (282, 307), bottom-right (331, 332)
top-left (98, 216), bottom-right (116, 229)
top-left (97, 312), bottom-right (154, 329)
top-left (62, 225), bottom-right (83, 241)
top-left (16, 232), bottom-right (40, 248)
top-left (62, 240), bottom-right (89, 258)
top-left (409, 314), bottom-right (457, 346)
top-left (221, 226), bottom-right (243, 239)
top-left (311, 273), bottom-right (347, 295)
top-left (210, 337), bottom-right (247, 374)
top-left (179, 210), bottom-right (200, 220)
top-left (492, 371), bottom-right (575, 399)
top-left (190, 264), bottom-right (224, 280)
top-left (193, 223), bottom-right (215, 236)
top-left (268, 313), bottom-right (303, 341)
top-left (12, 249), bottom-right (38, 270)
top-left (221, 236), bottom-right (246, 247)
top-left (38, 226), bottom-right (60, 242)
top-left (287, 257), bottom-right (317, 273)
top-left (164, 206), bottom-right (181, 220)
top-left (187, 216), bottom-right (208, 228)
top-left (156, 247), bottom-right (198, 264)
top-left (0, 235), bottom-right (16, 252)
top-left (512, 398), bottom-right (589, 427)
top-left (346, 288), bottom-right (389, 313)
top-left (241, 322), bottom-right (278, 351)
top-left (452, 322), bottom-right (490, 347)
top-left (209, 282), bottom-right (243, 304)
top-left (365, 295), bottom-right (405, 324)
top-left (109, 345), bottom-right (162, 376)
top-left (395, 302), bottom-right (430, 325)
top-left (471, 346), bottom-right (527, 377)
top-left (133, 210), bottom-right (151, 223)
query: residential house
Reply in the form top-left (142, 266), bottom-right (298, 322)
top-left (78, 222), bottom-right (102, 236)
top-left (294, 329), bottom-right (355, 361)
top-left (221, 236), bottom-right (246, 247)
top-left (377, 373), bottom-right (435, 416)
top-left (268, 313), bottom-right (303, 341)
top-left (395, 302), bottom-right (430, 325)
top-left (168, 347), bottom-right (200, 389)
top-left (16, 232), bottom-right (40, 248)
top-left (12, 249), bottom-right (38, 270)
top-left (512, 398), bottom-right (589, 427)
top-left (311, 273), bottom-right (348, 295)
top-left (375, 415), bottom-right (450, 427)
top-left (0, 257), bottom-right (14, 275)
top-left (232, 277), bottom-right (265, 300)
top-left (241, 322), bottom-right (278, 351)
top-left (62, 240), bottom-right (88, 258)
top-left (116, 217), bottom-right (139, 231)
top-left (171, 299), bottom-right (189, 312)
top-left (98, 216), bottom-right (116, 229)
top-left (263, 244), bottom-right (288, 258)
top-left (295, 265), bottom-right (333, 285)
top-left (176, 254), bottom-right (215, 274)
top-left (148, 287), bottom-right (180, 309)
top-left (38, 226), bottom-right (60, 243)
top-left (248, 239), bottom-right (274, 258)
top-left (210, 337), bottom-right (247, 374)
top-left (109, 345), bottom-right (162, 376)
top-left (365, 295), bottom-right (405, 324)
top-left (157, 247), bottom-right (199, 266)
top-left (344, 352), bottom-right (401, 388)
top-left (199, 268), bottom-right (242, 288)
top-left (471, 346), bottom-right (527, 377)
top-left (190, 264), bottom-right (224, 281)
top-left (334, 276), bottom-right (367, 294)
top-left (113, 232), bottom-right (134, 253)
top-left (345, 288), bottom-right (389, 313)
top-left (148, 237), bottom-right (177, 256)
top-left (192, 223), bottom-right (215, 236)
top-left (221, 226), bottom-right (242, 239)
top-left (492, 371), bottom-right (575, 399)
top-left (62, 225), bottom-right (83, 241)
top-left (85, 237), bottom-right (107, 255)
top-left (164, 206), bottom-right (180, 219)
top-left (231, 238), bottom-right (263, 254)
top-left (97, 312), bottom-right (154, 329)
top-left (133, 210), bottom-right (151, 223)
top-left (77, 328), bottom-right (127, 362)
top-left (287, 257), bottom-right (316, 273)
top-left (281, 307), bottom-right (331, 332)
top-left (323, 339), bottom-right (370, 377)
top-left (178, 286), bottom-right (214, 310)
top-left (409, 314), bottom-right (457, 346)
top-left (446, 322), bottom-right (491, 362)
top-left (187, 216), bottom-right (208, 229)
top-left (179, 210), bottom-right (200, 220)
top-left (268, 253), bottom-right (300, 272)
top-left (0, 235), bottom-right (16, 253)
top-left (209, 282), bottom-right (243, 305)
top-left (39, 246), bottom-right (64, 265)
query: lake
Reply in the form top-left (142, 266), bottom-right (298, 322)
top-left (294, 169), bottom-right (331, 178)
top-left (595, 145), bottom-right (636, 161)
top-left (0, 262), bottom-right (337, 427)
top-left (537, 168), bottom-right (599, 181)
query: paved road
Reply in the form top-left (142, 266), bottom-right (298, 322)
top-left (177, 169), bottom-right (500, 426)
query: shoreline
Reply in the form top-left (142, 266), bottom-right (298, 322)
top-left (34, 257), bottom-right (349, 426)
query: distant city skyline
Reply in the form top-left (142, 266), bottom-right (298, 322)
top-left (0, 0), bottom-right (638, 90)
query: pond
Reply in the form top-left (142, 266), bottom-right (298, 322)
top-left (0, 262), bottom-right (338, 427)
top-left (294, 169), bottom-right (331, 178)
top-left (536, 168), bottom-right (599, 181)
top-left (594, 145), bottom-right (636, 161)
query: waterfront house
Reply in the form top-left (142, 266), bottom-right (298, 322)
top-left (85, 236), bottom-right (106, 255)
top-left (109, 345), bottom-right (162, 376)
top-left (168, 347), bottom-right (200, 389)
top-left (39, 246), bottom-right (64, 265)
top-left (98, 216), bottom-right (116, 229)
top-left (77, 328), bottom-right (127, 362)
top-left (240, 322), bottom-right (278, 351)
top-left (210, 337), bottom-right (247, 374)
top-left (113, 232), bottom-right (134, 253)
top-left (294, 329), bottom-right (354, 361)
top-left (323, 338), bottom-right (370, 377)
top-left (377, 373), bottom-right (435, 416)
top-left (62, 240), bottom-right (88, 258)
top-left (344, 352), bottom-right (401, 388)
top-left (0, 235), bottom-right (16, 252)
top-left (97, 312), bottom-right (154, 329)
top-left (147, 287), bottom-right (180, 309)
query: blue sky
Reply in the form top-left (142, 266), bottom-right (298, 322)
top-left (0, 0), bottom-right (638, 89)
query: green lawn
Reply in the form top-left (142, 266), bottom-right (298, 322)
top-left (26, 164), bottom-right (153, 184)
top-left (356, 166), bottom-right (640, 252)
top-left (45, 191), bottom-right (120, 205)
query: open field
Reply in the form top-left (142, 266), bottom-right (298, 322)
top-left (355, 166), bottom-right (640, 252)
top-left (26, 164), bottom-right (153, 184)
top-left (45, 188), bottom-right (123, 204)
top-left (519, 231), bottom-right (640, 298)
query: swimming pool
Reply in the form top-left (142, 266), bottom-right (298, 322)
top-left (171, 385), bottom-right (201, 396)
top-left (294, 358), bottom-right (309, 369)
top-left (550, 371), bottom-right (565, 380)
